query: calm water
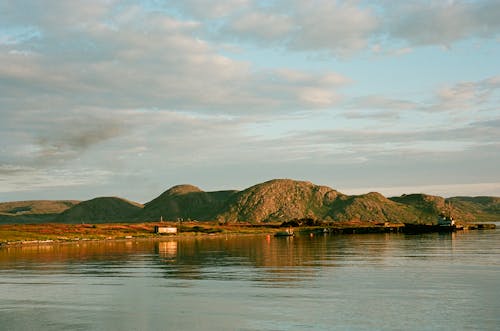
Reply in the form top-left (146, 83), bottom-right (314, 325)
top-left (1, 229), bottom-right (499, 331)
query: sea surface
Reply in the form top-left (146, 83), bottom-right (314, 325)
top-left (1, 228), bottom-right (499, 331)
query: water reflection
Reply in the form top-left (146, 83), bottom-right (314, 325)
top-left (0, 231), bottom-right (498, 281)
top-left (1, 230), bottom-right (499, 331)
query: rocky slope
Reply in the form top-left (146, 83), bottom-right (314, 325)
top-left (215, 179), bottom-right (341, 222)
top-left (2, 179), bottom-right (498, 224)
top-left (329, 192), bottom-right (418, 223)
top-left (446, 196), bottom-right (500, 222)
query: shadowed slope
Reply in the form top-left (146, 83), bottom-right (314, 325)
top-left (329, 192), bottom-right (418, 223)
top-left (2, 180), bottom-right (498, 224)
top-left (446, 196), bottom-right (500, 222)
top-left (0, 200), bottom-right (80, 223)
top-left (56, 197), bottom-right (143, 224)
top-left (140, 185), bottom-right (238, 221)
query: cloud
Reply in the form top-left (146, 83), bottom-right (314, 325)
top-left (218, 0), bottom-right (378, 55)
top-left (0, 2), bottom-right (349, 115)
top-left (341, 76), bottom-right (500, 117)
top-left (33, 115), bottom-right (124, 161)
top-left (168, 0), bottom-right (251, 19)
top-left (223, 12), bottom-right (293, 42)
top-left (430, 75), bottom-right (500, 111)
top-left (169, 0), bottom-right (500, 55)
top-left (386, 0), bottom-right (500, 46)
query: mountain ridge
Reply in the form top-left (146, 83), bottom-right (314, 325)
top-left (0, 179), bottom-right (498, 224)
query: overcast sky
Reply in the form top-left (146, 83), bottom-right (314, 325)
top-left (1, 0), bottom-right (499, 203)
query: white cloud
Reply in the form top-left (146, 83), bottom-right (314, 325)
top-left (0, 3), bottom-right (349, 114)
top-left (226, 12), bottom-right (293, 41)
top-left (386, 0), bottom-right (500, 46)
top-left (169, 0), bottom-right (500, 54)
top-left (432, 76), bottom-right (500, 111)
top-left (0, 166), bottom-right (112, 193)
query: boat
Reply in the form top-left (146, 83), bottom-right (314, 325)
top-left (438, 202), bottom-right (456, 227)
top-left (274, 228), bottom-right (294, 237)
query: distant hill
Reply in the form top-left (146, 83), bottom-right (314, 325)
top-left (0, 200), bottom-right (80, 224)
top-left (216, 179), bottom-right (341, 222)
top-left (446, 196), bottom-right (500, 222)
top-left (389, 194), bottom-right (448, 223)
top-left (216, 180), bottom-right (420, 223)
top-left (329, 192), bottom-right (418, 223)
top-left (1, 179), bottom-right (498, 224)
top-left (140, 185), bottom-right (237, 221)
top-left (55, 197), bottom-right (143, 224)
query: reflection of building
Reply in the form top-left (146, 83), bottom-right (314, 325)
top-left (158, 241), bottom-right (178, 257)
top-left (154, 226), bottom-right (177, 235)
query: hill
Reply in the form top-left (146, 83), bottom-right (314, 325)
top-left (446, 196), bottom-right (500, 222)
top-left (140, 185), bottom-right (237, 221)
top-left (55, 197), bottom-right (143, 224)
top-left (389, 194), bottom-right (448, 223)
top-left (329, 192), bottom-right (418, 223)
top-left (215, 179), bottom-right (341, 222)
top-left (0, 200), bottom-right (80, 224)
top-left (1, 179), bottom-right (498, 224)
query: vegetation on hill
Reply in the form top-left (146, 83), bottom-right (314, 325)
top-left (329, 192), bottom-right (418, 223)
top-left (0, 200), bottom-right (80, 224)
top-left (1, 179), bottom-right (498, 224)
top-left (446, 196), bottom-right (500, 222)
top-left (216, 179), bottom-right (340, 222)
top-left (55, 197), bottom-right (143, 224)
top-left (140, 185), bottom-right (237, 221)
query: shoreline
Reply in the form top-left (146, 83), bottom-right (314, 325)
top-left (0, 221), bottom-right (496, 248)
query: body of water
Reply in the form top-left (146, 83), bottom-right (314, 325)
top-left (1, 229), bottom-right (499, 330)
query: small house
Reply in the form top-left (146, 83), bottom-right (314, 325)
top-left (154, 226), bottom-right (178, 235)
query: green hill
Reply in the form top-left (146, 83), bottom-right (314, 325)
top-left (0, 200), bottom-right (80, 224)
top-left (216, 179), bottom-right (341, 222)
top-left (330, 192), bottom-right (417, 223)
top-left (140, 185), bottom-right (237, 221)
top-left (446, 196), bottom-right (500, 222)
top-left (55, 197), bottom-right (143, 224)
top-left (1, 179), bottom-right (498, 224)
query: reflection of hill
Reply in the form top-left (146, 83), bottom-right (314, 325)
top-left (0, 231), bottom-right (485, 284)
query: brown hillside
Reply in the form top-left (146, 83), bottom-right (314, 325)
top-left (329, 192), bottom-right (418, 223)
top-left (56, 197), bottom-right (143, 224)
top-left (0, 200), bottom-right (80, 224)
top-left (0, 200), bottom-right (80, 215)
top-left (446, 196), bottom-right (500, 222)
top-left (141, 185), bottom-right (237, 221)
top-left (389, 194), bottom-right (447, 223)
top-left (216, 179), bottom-right (342, 222)
top-left (389, 193), bottom-right (489, 222)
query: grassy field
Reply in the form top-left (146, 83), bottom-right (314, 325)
top-left (1, 220), bottom-right (492, 245)
top-left (0, 220), bottom-right (378, 244)
top-left (0, 222), bottom-right (284, 244)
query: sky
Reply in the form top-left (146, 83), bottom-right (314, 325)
top-left (0, 0), bottom-right (499, 203)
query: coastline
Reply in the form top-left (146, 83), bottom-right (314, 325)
top-left (0, 221), bottom-right (496, 248)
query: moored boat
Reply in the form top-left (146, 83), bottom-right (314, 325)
top-left (274, 228), bottom-right (294, 237)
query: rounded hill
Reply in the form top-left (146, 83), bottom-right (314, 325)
top-left (141, 185), bottom-right (237, 221)
top-left (56, 197), bottom-right (143, 223)
top-left (216, 179), bottom-right (342, 222)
